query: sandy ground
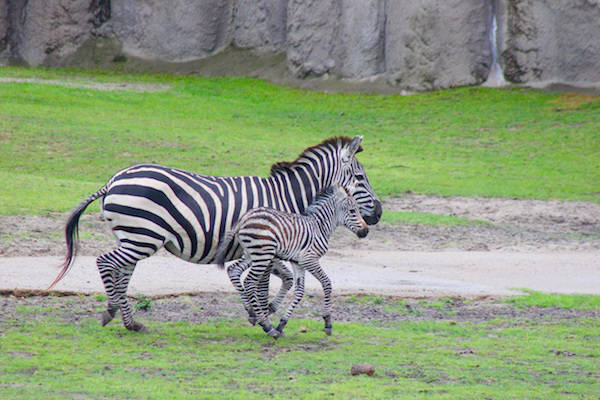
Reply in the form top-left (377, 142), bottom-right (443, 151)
top-left (1, 194), bottom-right (599, 297)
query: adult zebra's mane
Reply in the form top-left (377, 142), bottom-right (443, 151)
top-left (269, 136), bottom-right (363, 176)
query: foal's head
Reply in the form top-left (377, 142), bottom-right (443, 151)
top-left (334, 186), bottom-right (369, 239)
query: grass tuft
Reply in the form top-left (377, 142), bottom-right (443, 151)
top-left (505, 290), bottom-right (600, 310)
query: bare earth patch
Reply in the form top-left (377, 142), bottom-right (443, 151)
top-left (1, 292), bottom-right (596, 328)
top-left (1, 195), bottom-right (599, 257)
top-left (0, 77), bottom-right (170, 92)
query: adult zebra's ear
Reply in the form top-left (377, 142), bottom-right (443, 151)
top-left (342, 135), bottom-right (364, 163)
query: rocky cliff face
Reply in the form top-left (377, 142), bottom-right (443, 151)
top-left (499, 0), bottom-right (600, 86)
top-left (1, 0), bottom-right (598, 91)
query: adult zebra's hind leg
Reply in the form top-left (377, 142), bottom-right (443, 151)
top-left (96, 244), bottom-right (154, 332)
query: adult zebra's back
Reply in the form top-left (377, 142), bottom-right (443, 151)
top-left (48, 136), bottom-right (381, 332)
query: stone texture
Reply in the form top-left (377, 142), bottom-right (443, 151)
top-left (385, 0), bottom-right (493, 91)
top-left (1, 0), bottom-right (599, 91)
top-left (500, 0), bottom-right (600, 85)
top-left (233, 0), bottom-right (287, 52)
top-left (101, 0), bottom-right (234, 62)
top-left (8, 0), bottom-right (97, 66)
top-left (0, 0), bottom-right (8, 62)
top-left (335, 0), bottom-right (385, 78)
top-left (286, 0), bottom-right (340, 78)
top-left (287, 0), bottom-right (385, 78)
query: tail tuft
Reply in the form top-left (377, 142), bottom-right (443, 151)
top-left (47, 185), bottom-right (107, 290)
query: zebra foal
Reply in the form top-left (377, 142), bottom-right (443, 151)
top-left (216, 185), bottom-right (368, 338)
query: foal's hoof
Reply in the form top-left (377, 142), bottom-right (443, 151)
top-left (100, 310), bottom-right (115, 327)
top-left (266, 328), bottom-right (280, 339)
top-left (128, 321), bottom-right (148, 333)
top-left (247, 316), bottom-right (257, 326)
top-left (323, 327), bottom-right (332, 336)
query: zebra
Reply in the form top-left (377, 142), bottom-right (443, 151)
top-left (215, 185), bottom-right (368, 338)
top-left (47, 136), bottom-right (381, 332)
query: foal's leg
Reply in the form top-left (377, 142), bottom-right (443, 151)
top-left (226, 258), bottom-right (257, 324)
top-left (276, 262), bottom-right (306, 336)
top-left (269, 259), bottom-right (294, 314)
top-left (243, 250), bottom-right (279, 337)
top-left (305, 262), bottom-right (333, 335)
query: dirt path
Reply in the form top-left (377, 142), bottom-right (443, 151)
top-left (0, 77), bottom-right (170, 92)
top-left (1, 195), bottom-right (599, 297)
top-left (2, 194), bottom-right (599, 257)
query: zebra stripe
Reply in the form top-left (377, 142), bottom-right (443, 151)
top-left (49, 135), bottom-right (380, 332)
top-left (215, 185), bottom-right (368, 338)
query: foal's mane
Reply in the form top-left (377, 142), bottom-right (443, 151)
top-left (303, 187), bottom-right (336, 215)
top-left (269, 136), bottom-right (363, 176)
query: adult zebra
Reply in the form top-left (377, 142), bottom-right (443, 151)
top-left (48, 136), bottom-right (381, 332)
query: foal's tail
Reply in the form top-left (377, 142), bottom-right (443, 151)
top-left (47, 183), bottom-right (110, 290)
top-left (214, 230), bottom-right (238, 269)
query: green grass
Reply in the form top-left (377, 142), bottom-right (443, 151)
top-left (381, 211), bottom-right (491, 227)
top-left (1, 308), bottom-right (598, 399)
top-left (506, 290), bottom-right (600, 310)
top-left (1, 66), bottom-right (599, 215)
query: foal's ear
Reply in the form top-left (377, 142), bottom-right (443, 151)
top-left (335, 186), bottom-right (349, 201)
top-left (342, 135), bottom-right (363, 163)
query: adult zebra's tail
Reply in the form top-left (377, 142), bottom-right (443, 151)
top-left (47, 184), bottom-right (110, 290)
top-left (214, 230), bottom-right (237, 269)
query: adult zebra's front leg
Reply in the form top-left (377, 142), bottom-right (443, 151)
top-left (96, 245), bottom-right (152, 332)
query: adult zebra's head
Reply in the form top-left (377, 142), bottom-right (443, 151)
top-left (336, 136), bottom-right (382, 225)
top-left (271, 135), bottom-right (382, 225)
top-left (349, 158), bottom-right (382, 225)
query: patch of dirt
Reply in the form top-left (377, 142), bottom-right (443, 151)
top-left (0, 77), bottom-right (170, 92)
top-left (1, 195), bottom-right (599, 257)
top-left (0, 293), bottom-right (596, 329)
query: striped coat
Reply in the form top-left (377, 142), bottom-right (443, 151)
top-left (49, 136), bottom-right (381, 332)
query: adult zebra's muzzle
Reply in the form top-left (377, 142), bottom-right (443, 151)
top-left (363, 200), bottom-right (382, 225)
top-left (356, 227), bottom-right (369, 238)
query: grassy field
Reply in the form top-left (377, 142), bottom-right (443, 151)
top-left (1, 292), bottom-right (598, 399)
top-left (0, 67), bottom-right (599, 215)
top-left (1, 67), bottom-right (598, 399)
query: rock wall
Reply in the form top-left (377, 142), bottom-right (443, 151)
top-left (499, 0), bottom-right (600, 86)
top-left (1, 0), bottom-right (599, 90)
top-left (385, 0), bottom-right (492, 91)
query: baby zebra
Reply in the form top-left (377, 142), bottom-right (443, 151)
top-left (216, 185), bottom-right (369, 338)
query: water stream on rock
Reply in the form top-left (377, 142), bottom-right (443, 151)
top-left (484, 1), bottom-right (507, 87)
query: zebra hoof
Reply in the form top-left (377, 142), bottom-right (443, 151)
top-left (247, 316), bottom-right (257, 326)
top-left (323, 327), bottom-right (332, 336)
top-left (266, 328), bottom-right (280, 339)
top-left (128, 321), bottom-right (148, 333)
top-left (100, 310), bottom-right (115, 327)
